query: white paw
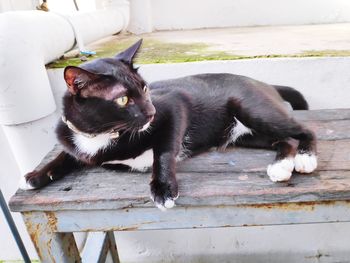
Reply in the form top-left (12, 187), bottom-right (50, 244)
top-left (267, 158), bottom-right (294, 182)
top-left (18, 177), bottom-right (35, 190)
top-left (151, 194), bottom-right (179, 211)
top-left (294, 153), bottom-right (317, 173)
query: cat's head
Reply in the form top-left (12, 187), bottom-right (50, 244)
top-left (62, 39), bottom-right (156, 136)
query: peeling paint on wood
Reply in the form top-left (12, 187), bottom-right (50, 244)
top-left (19, 201), bottom-right (350, 233)
top-left (22, 212), bottom-right (81, 263)
top-left (45, 211), bottom-right (58, 232)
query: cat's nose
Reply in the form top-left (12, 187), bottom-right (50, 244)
top-left (144, 113), bottom-right (155, 121)
top-left (142, 104), bottom-right (156, 119)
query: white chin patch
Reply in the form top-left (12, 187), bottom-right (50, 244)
top-left (139, 121), bottom-right (151, 132)
top-left (18, 177), bottom-right (35, 190)
top-left (267, 158), bottom-right (295, 182)
top-left (152, 194), bottom-right (179, 211)
top-left (294, 153), bottom-right (317, 173)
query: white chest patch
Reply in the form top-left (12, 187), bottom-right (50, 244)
top-left (74, 133), bottom-right (112, 156)
top-left (103, 149), bottom-right (154, 172)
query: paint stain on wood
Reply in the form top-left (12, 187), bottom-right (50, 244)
top-left (240, 200), bottom-right (350, 212)
top-left (238, 174), bottom-right (249, 181)
top-left (45, 211), bottom-right (58, 232)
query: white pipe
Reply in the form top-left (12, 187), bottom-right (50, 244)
top-left (0, 3), bottom-right (129, 174)
top-left (0, 5), bottom-right (129, 125)
top-left (62, 8), bottom-right (129, 53)
top-left (0, 11), bottom-right (74, 125)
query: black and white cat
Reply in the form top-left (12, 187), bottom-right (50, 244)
top-left (20, 40), bottom-right (317, 210)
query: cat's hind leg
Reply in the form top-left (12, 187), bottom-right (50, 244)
top-left (228, 98), bottom-right (317, 182)
top-left (292, 129), bottom-right (318, 174)
top-left (266, 138), bottom-right (298, 182)
top-left (19, 152), bottom-right (83, 190)
top-left (260, 125), bottom-right (316, 181)
top-left (236, 134), bottom-right (298, 182)
top-left (243, 127), bottom-right (317, 182)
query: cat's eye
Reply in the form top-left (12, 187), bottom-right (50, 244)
top-left (143, 86), bottom-right (149, 93)
top-left (115, 96), bottom-right (129, 107)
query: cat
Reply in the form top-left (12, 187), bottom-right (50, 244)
top-left (20, 39), bottom-right (317, 211)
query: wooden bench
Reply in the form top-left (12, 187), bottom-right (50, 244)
top-left (9, 109), bottom-right (350, 263)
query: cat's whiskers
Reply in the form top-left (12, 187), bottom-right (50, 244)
top-left (117, 125), bottom-right (137, 143)
top-left (130, 128), bottom-right (138, 143)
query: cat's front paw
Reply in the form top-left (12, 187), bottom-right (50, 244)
top-left (19, 170), bottom-right (52, 190)
top-left (150, 179), bottom-right (179, 211)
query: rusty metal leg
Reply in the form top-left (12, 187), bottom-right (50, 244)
top-left (22, 211), bottom-right (81, 263)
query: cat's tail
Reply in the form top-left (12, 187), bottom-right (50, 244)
top-left (273, 85), bottom-right (309, 110)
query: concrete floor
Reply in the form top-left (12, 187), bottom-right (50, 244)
top-left (52, 23), bottom-right (350, 68)
top-left (140, 23), bottom-right (350, 56)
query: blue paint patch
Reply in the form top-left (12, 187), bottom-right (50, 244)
top-left (80, 50), bottom-right (96, 55)
top-left (209, 152), bottom-right (222, 159)
top-left (229, 160), bottom-right (236, 166)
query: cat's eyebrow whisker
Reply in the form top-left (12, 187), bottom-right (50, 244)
top-left (97, 122), bottom-right (126, 129)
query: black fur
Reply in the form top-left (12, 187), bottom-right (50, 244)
top-left (23, 40), bottom-right (317, 209)
top-left (274, 85), bottom-right (309, 110)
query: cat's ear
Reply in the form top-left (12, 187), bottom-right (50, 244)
top-left (64, 66), bottom-right (99, 95)
top-left (115, 39), bottom-right (143, 64)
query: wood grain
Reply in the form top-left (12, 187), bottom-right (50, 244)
top-left (9, 109), bottom-right (350, 212)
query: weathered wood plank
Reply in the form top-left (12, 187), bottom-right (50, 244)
top-left (25, 201), bottom-right (350, 232)
top-left (9, 109), bottom-right (350, 212)
top-left (305, 119), bottom-right (350, 140)
top-left (179, 139), bottom-right (350, 173)
top-left (9, 167), bottom-right (350, 211)
top-left (293, 108), bottom-right (350, 121)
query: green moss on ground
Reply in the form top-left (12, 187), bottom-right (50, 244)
top-left (297, 49), bottom-right (350, 57)
top-left (47, 37), bottom-right (240, 68)
top-left (0, 261), bottom-right (39, 263)
top-left (46, 36), bottom-right (350, 68)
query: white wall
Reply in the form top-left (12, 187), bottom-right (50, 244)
top-left (0, 0), bottom-right (37, 12)
top-left (128, 0), bottom-right (350, 33)
top-left (0, 69), bottom-right (73, 260)
top-left (0, 128), bottom-right (38, 260)
top-left (139, 58), bottom-right (350, 110)
top-left (1, 57), bottom-right (350, 261)
top-left (0, 0), bottom-right (114, 13)
top-left (115, 223), bottom-right (350, 263)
